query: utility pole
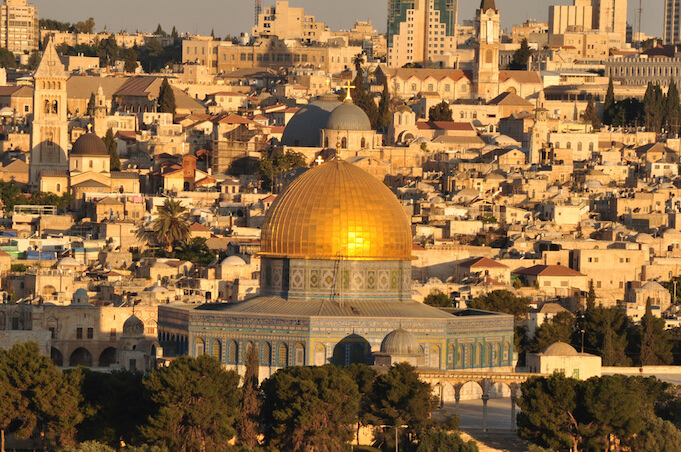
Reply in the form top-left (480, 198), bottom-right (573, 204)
top-left (636, 0), bottom-right (643, 50)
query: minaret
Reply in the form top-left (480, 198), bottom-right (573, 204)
top-left (474, 0), bottom-right (500, 101)
top-left (29, 37), bottom-right (69, 189)
top-left (529, 90), bottom-right (548, 165)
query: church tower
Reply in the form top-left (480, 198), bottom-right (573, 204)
top-left (29, 37), bottom-right (69, 188)
top-left (93, 85), bottom-right (108, 136)
top-left (529, 90), bottom-right (548, 165)
top-left (474, 0), bottom-right (500, 101)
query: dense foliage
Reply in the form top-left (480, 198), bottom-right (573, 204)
top-left (103, 128), bottom-right (121, 171)
top-left (0, 181), bottom-right (73, 212)
top-left (428, 101), bottom-right (453, 122)
top-left (508, 39), bottom-right (532, 70)
top-left (158, 77), bottom-right (176, 115)
top-left (518, 374), bottom-right (681, 452)
top-left (423, 290), bottom-right (453, 307)
top-left (467, 290), bottom-right (531, 321)
top-left (150, 198), bottom-right (191, 250)
top-left (258, 150), bottom-right (307, 190)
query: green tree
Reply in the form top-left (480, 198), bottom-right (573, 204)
top-left (98, 35), bottom-right (118, 67)
top-left (344, 363), bottom-right (377, 440)
top-left (0, 48), bottom-right (16, 68)
top-left (629, 417), bottom-right (681, 451)
top-left (0, 342), bottom-right (85, 449)
top-left (586, 280), bottom-right (596, 310)
top-left (377, 80), bottom-right (392, 129)
top-left (637, 299), bottom-right (673, 366)
top-left (258, 150), bottom-right (307, 190)
top-left (158, 77), bottom-right (176, 115)
top-left (124, 48), bottom-right (138, 73)
top-left (0, 368), bottom-right (22, 452)
top-left (508, 39), bottom-right (532, 70)
top-left (666, 79), bottom-right (681, 135)
top-left (349, 56), bottom-right (379, 129)
top-left (467, 290), bottom-right (531, 321)
top-left (77, 370), bottom-right (150, 448)
top-left (103, 128), bottom-right (121, 171)
top-left (154, 24), bottom-right (167, 36)
top-left (423, 290), bottom-right (452, 307)
top-left (26, 50), bottom-right (41, 70)
top-left (602, 77), bottom-right (616, 125)
top-left (151, 198), bottom-right (191, 250)
top-left (62, 441), bottom-right (116, 452)
top-left (530, 311), bottom-right (575, 353)
top-left (73, 17), bottom-right (95, 34)
top-left (87, 92), bottom-right (96, 116)
top-left (140, 355), bottom-right (240, 451)
top-left (260, 365), bottom-right (360, 452)
top-left (583, 97), bottom-right (600, 130)
top-left (370, 363), bottom-right (437, 442)
top-left (171, 26), bottom-right (179, 38)
top-left (582, 305), bottom-right (631, 366)
top-left (429, 100), bottom-right (453, 122)
top-left (236, 346), bottom-right (260, 447)
top-left (415, 429), bottom-right (479, 452)
top-left (643, 82), bottom-right (666, 132)
top-left (173, 237), bottom-right (216, 265)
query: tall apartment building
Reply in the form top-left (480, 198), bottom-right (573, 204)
top-left (592, 0), bottom-right (627, 43)
top-left (252, 1), bottom-right (327, 43)
top-left (0, 0), bottom-right (38, 55)
top-left (548, 0), bottom-right (593, 35)
top-left (665, 0), bottom-right (681, 44)
top-left (387, 0), bottom-right (457, 68)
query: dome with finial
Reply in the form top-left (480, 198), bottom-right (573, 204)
top-left (326, 100), bottom-right (372, 131)
top-left (70, 132), bottom-right (108, 156)
top-left (122, 314), bottom-right (144, 338)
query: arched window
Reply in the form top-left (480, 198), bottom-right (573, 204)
top-left (56, 184), bottom-right (61, 192)
top-left (429, 345), bottom-right (441, 368)
top-left (577, 142), bottom-right (583, 152)
top-left (294, 343), bottom-right (305, 366)
top-left (44, 100), bottom-right (50, 114)
top-left (324, 137), bottom-right (329, 148)
top-left (278, 343), bottom-right (288, 367)
top-left (566, 142), bottom-right (572, 149)
top-left (456, 345), bottom-right (463, 368)
top-left (52, 100), bottom-right (58, 114)
top-left (341, 137), bottom-right (347, 148)
top-left (411, 83), bottom-right (417, 92)
top-left (261, 342), bottom-right (272, 366)
top-left (211, 340), bottom-right (221, 361)
top-left (448, 344), bottom-right (455, 369)
top-left (89, 160), bottom-right (93, 169)
top-left (314, 343), bottom-right (326, 366)
top-left (360, 138), bottom-right (366, 148)
top-left (194, 338), bottom-right (205, 356)
top-left (485, 49), bottom-right (493, 64)
top-left (589, 142), bottom-right (594, 151)
top-left (227, 340), bottom-right (238, 364)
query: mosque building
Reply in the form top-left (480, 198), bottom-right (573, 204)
top-left (157, 159), bottom-right (514, 379)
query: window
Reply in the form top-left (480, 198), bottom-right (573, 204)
top-left (76, 327), bottom-right (83, 339)
top-left (294, 343), bottom-right (305, 366)
top-left (110, 328), bottom-right (116, 340)
top-left (87, 328), bottom-right (93, 339)
top-left (596, 281), bottom-right (602, 288)
top-left (49, 327), bottom-right (56, 339)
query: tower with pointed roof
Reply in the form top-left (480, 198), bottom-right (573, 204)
top-left (529, 90), bottom-right (548, 164)
top-left (29, 37), bottom-right (69, 188)
top-left (474, 0), bottom-right (500, 101)
top-left (93, 84), bottom-right (108, 136)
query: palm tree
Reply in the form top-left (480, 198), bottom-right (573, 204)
top-left (353, 53), bottom-right (365, 73)
top-left (152, 198), bottom-right (190, 250)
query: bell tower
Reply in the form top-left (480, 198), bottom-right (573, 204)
top-left (93, 84), bottom-right (108, 136)
top-left (474, 0), bottom-right (500, 101)
top-left (529, 90), bottom-right (548, 165)
top-left (29, 37), bottom-right (69, 188)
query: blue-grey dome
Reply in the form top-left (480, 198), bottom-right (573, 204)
top-left (380, 328), bottom-right (422, 355)
top-left (326, 100), bottom-right (372, 131)
top-left (281, 94), bottom-right (342, 147)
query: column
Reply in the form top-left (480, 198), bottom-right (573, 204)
top-left (439, 383), bottom-right (445, 409)
top-left (454, 385), bottom-right (461, 417)
top-left (510, 393), bottom-right (517, 431)
top-left (482, 392), bottom-right (489, 432)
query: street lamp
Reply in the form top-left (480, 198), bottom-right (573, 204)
top-left (379, 424), bottom-right (408, 452)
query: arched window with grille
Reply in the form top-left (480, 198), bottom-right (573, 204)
top-left (278, 343), bottom-right (288, 367)
top-left (211, 340), bottom-right (221, 361)
top-left (294, 343), bottom-right (305, 366)
top-left (261, 342), bottom-right (272, 366)
top-left (227, 340), bottom-right (238, 364)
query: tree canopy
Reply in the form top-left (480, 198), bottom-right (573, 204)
top-left (157, 77), bottom-right (176, 115)
top-left (140, 355), bottom-right (240, 451)
top-left (429, 100), bottom-right (453, 122)
top-left (260, 365), bottom-right (360, 451)
top-left (508, 39), bottom-right (532, 70)
top-left (467, 290), bottom-right (531, 321)
top-left (423, 290), bottom-right (453, 308)
top-left (151, 198), bottom-right (191, 250)
top-left (258, 150), bottom-right (307, 190)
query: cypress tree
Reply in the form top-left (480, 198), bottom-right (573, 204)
top-left (87, 93), bottom-right (96, 117)
top-left (639, 298), bottom-right (673, 365)
top-left (666, 80), bottom-right (681, 135)
top-left (104, 128), bottom-right (121, 171)
top-left (236, 346), bottom-right (261, 447)
top-left (377, 80), bottom-right (391, 129)
top-left (583, 97), bottom-right (600, 130)
top-left (158, 77), bottom-right (176, 115)
top-left (603, 77), bottom-right (615, 125)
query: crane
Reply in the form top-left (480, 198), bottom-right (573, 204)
top-left (255, 0), bottom-right (262, 25)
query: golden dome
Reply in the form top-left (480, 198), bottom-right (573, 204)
top-left (261, 160), bottom-right (412, 261)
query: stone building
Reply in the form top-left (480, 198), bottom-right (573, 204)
top-left (158, 160), bottom-right (515, 381)
top-left (526, 342), bottom-right (602, 380)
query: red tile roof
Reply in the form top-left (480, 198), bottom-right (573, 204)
top-left (458, 257), bottom-right (509, 269)
top-left (513, 265), bottom-right (585, 277)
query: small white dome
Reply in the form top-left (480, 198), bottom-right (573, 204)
top-left (221, 255), bottom-right (247, 266)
